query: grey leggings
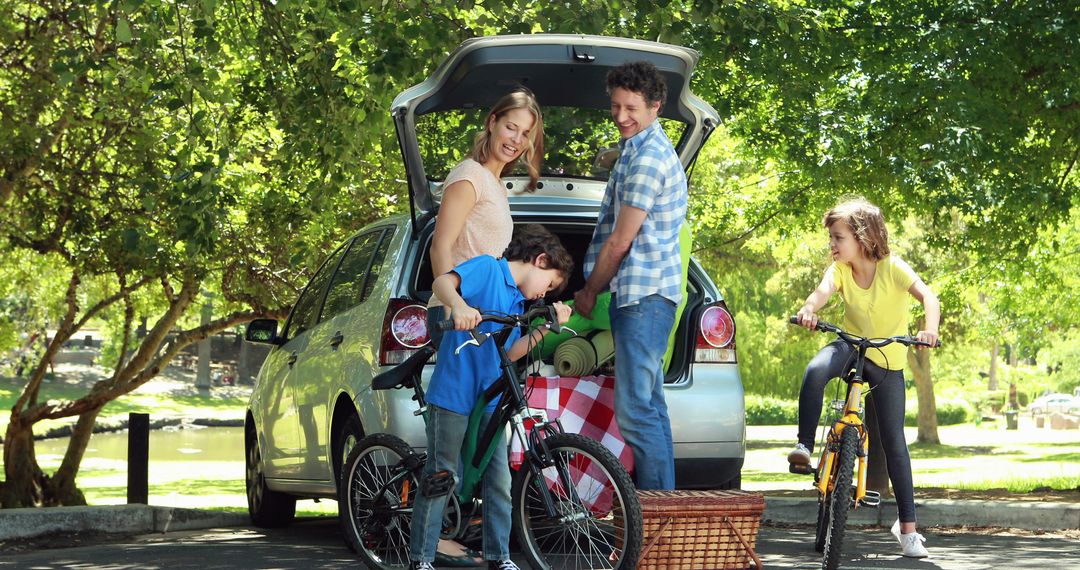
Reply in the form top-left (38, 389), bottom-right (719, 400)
top-left (797, 340), bottom-right (917, 523)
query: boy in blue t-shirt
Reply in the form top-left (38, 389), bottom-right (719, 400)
top-left (410, 224), bottom-right (574, 570)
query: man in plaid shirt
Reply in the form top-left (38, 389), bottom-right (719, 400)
top-left (574, 61), bottom-right (687, 491)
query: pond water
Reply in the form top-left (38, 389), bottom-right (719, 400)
top-left (36, 425), bottom-right (246, 465)
top-left (33, 426), bottom-right (293, 510)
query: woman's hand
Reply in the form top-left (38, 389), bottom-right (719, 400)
top-left (449, 302), bottom-right (482, 331)
top-left (915, 329), bottom-right (939, 349)
top-left (796, 305), bottom-right (819, 331)
top-left (552, 301), bottom-right (572, 325)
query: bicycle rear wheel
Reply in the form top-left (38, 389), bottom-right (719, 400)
top-left (339, 433), bottom-right (419, 569)
top-left (821, 426), bottom-right (858, 570)
top-left (511, 433), bottom-right (643, 570)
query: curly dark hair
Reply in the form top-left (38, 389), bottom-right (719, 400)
top-left (606, 61), bottom-right (668, 108)
top-left (502, 224), bottom-right (574, 294)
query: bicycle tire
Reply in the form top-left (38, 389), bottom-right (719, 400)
top-left (821, 426), bottom-right (858, 570)
top-left (511, 432), bottom-right (643, 570)
top-left (339, 433), bottom-right (419, 569)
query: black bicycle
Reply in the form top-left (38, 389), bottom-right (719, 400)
top-left (788, 316), bottom-right (937, 570)
top-left (339, 302), bottom-right (643, 569)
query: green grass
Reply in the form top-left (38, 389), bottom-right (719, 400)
top-left (941, 476), bottom-right (1080, 493)
top-left (744, 424), bottom-right (1080, 494)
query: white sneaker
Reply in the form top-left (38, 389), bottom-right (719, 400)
top-left (891, 519), bottom-right (929, 558)
top-left (787, 443), bottom-right (811, 466)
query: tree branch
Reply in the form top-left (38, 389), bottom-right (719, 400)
top-left (709, 184), bottom-right (813, 249)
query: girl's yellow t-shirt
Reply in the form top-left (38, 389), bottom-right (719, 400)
top-left (832, 256), bottom-right (918, 370)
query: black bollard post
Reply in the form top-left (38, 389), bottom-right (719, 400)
top-left (128, 412), bottom-right (150, 504)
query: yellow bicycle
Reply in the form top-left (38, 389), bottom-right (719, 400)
top-left (788, 316), bottom-right (937, 570)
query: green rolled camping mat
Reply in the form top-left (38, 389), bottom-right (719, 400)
top-left (554, 330), bottom-right (615, 377)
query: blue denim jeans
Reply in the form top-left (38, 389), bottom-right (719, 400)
top-left (410, 405), bottom-right (512, 563)
top-left (609, 293), bottom-right (677, 490)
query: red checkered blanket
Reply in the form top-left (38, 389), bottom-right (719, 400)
top-left (509, 375), bottom-right (635, 514)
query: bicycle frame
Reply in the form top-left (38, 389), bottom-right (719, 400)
top-left (371, 310), bottom-right (575, 527)
top-left (815, 362), bottom-right (871, 507)
top-left (797, 317), bottom-right (936, 508)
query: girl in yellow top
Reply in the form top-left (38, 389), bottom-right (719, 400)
top-left (789, 197), bottom-right (940, 558)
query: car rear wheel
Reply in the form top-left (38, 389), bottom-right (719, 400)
top-left (718, 472), bottom-right (742, 490)
top-left (245, 423), bottom-right (296, 528)
top-left (333, 414), bottom-right (364, 490)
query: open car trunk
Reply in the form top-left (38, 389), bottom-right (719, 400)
top-left (410, 219), bottom-right (700, 382)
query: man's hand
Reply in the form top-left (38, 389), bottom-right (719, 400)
top-left (572, 289), bottom-right (597, 320)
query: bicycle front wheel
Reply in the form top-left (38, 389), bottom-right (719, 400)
top-left (511, 433), bottom-right (643, 570)
top-left (822, 426), bottom-right (858, 570)
top-left (338, 433), bottom-right (419, 569)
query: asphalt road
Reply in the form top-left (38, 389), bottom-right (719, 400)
top-left (2, 517), bottom-right (1077, 569)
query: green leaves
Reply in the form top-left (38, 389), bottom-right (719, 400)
top-left (116, 18), bottom-right (133, 44)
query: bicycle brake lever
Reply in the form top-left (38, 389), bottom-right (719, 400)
top-left (454, 328), bottom-right (490, 355)
top-left (454, 338), bottom-right (480, 355)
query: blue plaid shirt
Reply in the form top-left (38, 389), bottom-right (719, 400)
top-left (584, 120), bottom-right (687, 308)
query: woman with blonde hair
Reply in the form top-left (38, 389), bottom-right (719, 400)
top-left (424, 87), bottom-right (543, 568)
top-left (427, 88), bottom-right (544, 346)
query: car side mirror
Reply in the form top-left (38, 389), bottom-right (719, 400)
top-left (246, 319), bottom-right (282, 345)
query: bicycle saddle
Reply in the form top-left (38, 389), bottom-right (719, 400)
top-left (372, 345), bottom-right (436, 390)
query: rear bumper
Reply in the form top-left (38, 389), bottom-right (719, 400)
top-left (675, 456), bottom-right (744, 489)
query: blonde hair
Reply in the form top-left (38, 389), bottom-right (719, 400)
top-left (822, 197), bottom-right (891, 261)
top-left (471, 88), bottom-right (544, 191)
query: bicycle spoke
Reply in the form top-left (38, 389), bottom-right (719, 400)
top-left (519, 445), bottom-right (630, 569)
top-left (340, 435), bottom-right (419, 569)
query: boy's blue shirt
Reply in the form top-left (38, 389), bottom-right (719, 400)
top-left (427, 255), bottom-right (525, 415)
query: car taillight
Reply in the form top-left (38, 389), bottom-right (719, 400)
top-left (380, 299), bottom-right (431, 365)
top-left (694, 302), bottom-right (737, 363)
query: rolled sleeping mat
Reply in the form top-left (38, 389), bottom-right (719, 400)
top-left (554, 330), bottom-right (615, 377)
top-left (590, 330), bottom-right (615, 369)
top-left (554, 337), bottom-right (594, 377)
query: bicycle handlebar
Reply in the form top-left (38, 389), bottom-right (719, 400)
top-left (436, 302), bottom-right (563, 334)
top-left (788, 315), bottom-right (941, 348)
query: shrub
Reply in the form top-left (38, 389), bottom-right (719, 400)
top-left (904, 398), bottom-right (973, 426)
top-left (745, 395), bottom-right (800, 425)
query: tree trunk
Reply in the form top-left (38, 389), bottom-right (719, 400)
top-left (988, 343), bottom-right (999, 391)
top-left (0, 416), bottom-right (46, 508)
top-left (2, 276), bottom-right (276, 509)
top-left (47, 407), bottom-right (103, 506)
top-left (238, 335), bottom-right (251, 384)
top-left (908, 343), bottom-right (939, 444)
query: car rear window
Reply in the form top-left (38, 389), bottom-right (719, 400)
top-left (416, 108), bottom-right (685, 181)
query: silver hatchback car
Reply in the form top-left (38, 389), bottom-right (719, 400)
top-left (243, 34), bottom-right (745, 527)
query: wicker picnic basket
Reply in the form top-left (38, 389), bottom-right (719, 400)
top-left (637, 490), bottom-right (765, 569)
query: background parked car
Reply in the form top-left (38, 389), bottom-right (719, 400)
top-left (1028, 393), bottom-right (1077, 416)
top-left (242, 34), bottom-right (745, 528)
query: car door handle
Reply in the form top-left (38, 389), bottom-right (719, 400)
top-left (330, 331), bottom-right (344, 349)
top-left (287, 351), bottom-right (298, 367)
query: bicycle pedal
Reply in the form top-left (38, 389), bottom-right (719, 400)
top-left (413, 405), bottom-right (427, 417)
top-left (859, 490), bottom-right (882, 507)
top-left (788, 463), bottom-right (814, 475)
